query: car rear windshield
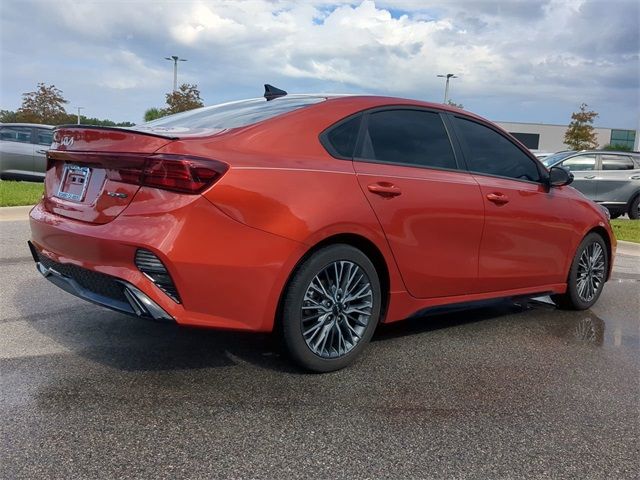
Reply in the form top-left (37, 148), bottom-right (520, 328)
top-left (135, 96), bottom-right (326, 133)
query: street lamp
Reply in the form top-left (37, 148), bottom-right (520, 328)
top-left (76, 107), bottom-right (84, 125)
top-left (437, 73), bottom-right (458, 104)
top-left (165, 55), bottom-right (187, 92)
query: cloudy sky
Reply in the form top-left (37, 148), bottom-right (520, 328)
top-left (1, 0), bottom-right (638, 127)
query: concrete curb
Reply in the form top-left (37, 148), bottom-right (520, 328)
top-left (0, 205), bottom-right (34, 222)
top-left (617, 240), bottom-right (640, 257)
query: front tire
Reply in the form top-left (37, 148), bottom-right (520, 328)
top-left (553, 233), bottom-right (608, 310)
top-left (280, 244), bottom-right (381, 372)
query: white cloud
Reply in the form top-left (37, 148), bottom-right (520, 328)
top-left (0, 0), bottom-right (638, 126)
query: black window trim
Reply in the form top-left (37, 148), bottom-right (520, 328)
top-left (318, 111), bottom-right (366, 160)
top-left (446, 113), bottom-right (549, 186)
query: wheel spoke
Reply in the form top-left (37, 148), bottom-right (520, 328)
top-left (301, 259), bottom-right (373, 358)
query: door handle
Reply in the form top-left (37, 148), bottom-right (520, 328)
top-left (367, 182), bottom-right (402, 198)
top-left (584, 175), bottom-right (596, 179)
top-left (486, 192), bottom-right (509, 205)
top-left (36, 149), bottom-right (48, 154)
top-left (631, 175), bottom-right (640, 180)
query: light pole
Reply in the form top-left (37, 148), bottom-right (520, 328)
top-left (437, 73), bottom-right (457, 103)
top-left (165, 55), bottom-right (187, 91)
top-left (76, 107), bottom-right (84, 124)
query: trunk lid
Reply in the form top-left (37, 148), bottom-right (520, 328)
top-left (44, 126), bottom-right (175, 224)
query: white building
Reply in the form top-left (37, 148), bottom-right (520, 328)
top-left (494, 121), bottom-right (638, 153)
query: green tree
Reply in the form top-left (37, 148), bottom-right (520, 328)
top-left (600, 143), bottom-right (632, 152)
top-left (0, 110), bottom-right (18, 122)
top-left (144, 107), bottom-right (166, 122)
top-left (564, 103), bottom-right (599, 150)
top-left (16, 83), bottom-right (69, 124)
top-left (164, 83), bottom-right (204, 115)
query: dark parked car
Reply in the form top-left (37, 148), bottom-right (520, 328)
top-left (0, 123), bottom-right (53, 180)
top-left (543, 150), bottom-right (640, 219)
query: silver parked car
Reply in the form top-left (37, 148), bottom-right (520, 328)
top-left (543, 150), bottom-right (640, 219)
top-left (0, 123), bottom-right (53, 181)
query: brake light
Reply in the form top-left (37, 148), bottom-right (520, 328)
top-left (105, 154), bottom-right (228, 194)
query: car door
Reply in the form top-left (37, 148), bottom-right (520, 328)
top-left (558, 153), bottom-right (598, 200)
top-left (349, 108), bottom-right (485, 298)
top-left (449, 115), bottom-right (576, 292)
top-left (0, 125), bottom-right (36, 177)
top-left (33, 128), bottom-right (53, 176)
top-left (596, 154), bottom-right (639, 205)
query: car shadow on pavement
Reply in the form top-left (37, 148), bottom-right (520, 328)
top-left (13, 273), bottom-right (557, 375)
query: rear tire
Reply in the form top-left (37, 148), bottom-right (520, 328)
top-left (280, 244), bottom-right (381, 372)
top-left (628, 195), bottom-right (640, 220)
top-left (553, 233), bottom-right (608, 310)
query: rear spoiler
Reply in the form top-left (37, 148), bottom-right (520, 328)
top-left (54, 124), bottom-right (179, 141)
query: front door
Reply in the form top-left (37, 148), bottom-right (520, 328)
top-left (450, 115), bottom-right (575, 292)
top-left (559, 153), bottom-right (598, 200)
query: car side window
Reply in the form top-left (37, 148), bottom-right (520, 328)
top-left (324, 115), bottom-right (362, 158)
top-left (453, 117), bottom-right (541, 182)
top-left (0, 126), bottom-right (32, 143)
top-left (561, 155), bottom-right (596, 171)
top-left (358, 109), bottom-right (457, 169)
top-left (601, 155), bottom-right (635, 171)
top-left (36, 129), bottom-right (53, 146)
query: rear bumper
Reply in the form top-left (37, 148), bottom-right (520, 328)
top-left (29, 189), bottom-right (307, 332)
top-left (29, 241), bottom-right (173, 322)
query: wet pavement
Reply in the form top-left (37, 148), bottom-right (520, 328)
top-left (1, 219), bottom-right (638, 479)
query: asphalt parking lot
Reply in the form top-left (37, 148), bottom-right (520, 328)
top-left (1, 214), bottom-right (639, 480)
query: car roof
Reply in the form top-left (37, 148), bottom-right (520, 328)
top-left (0, 122), bottom-right (54, 128)
top-left (571, 150), bottom-right (639, 155)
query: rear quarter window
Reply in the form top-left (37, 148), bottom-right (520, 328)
top-left (322, 115), bottom-right (362, 158)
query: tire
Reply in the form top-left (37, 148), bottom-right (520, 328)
top-left (280, 244), bottom-right (382, 372)
top-left (552, 233), bottom-right (608, 310)
top-left (628, 195), bottom-right (640, 220)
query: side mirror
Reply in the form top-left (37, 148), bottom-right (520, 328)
top-left (549, 166), bottom-right (574, 187)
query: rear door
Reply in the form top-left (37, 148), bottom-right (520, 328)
top-left (558, 153), bottom-right (599, 200)
top-left (449, 115), bottom-right (575, 292)
top-left (596, 154), bottom-right (639, 205)
top-left (350, 108), bottom-right (484, 298)
top-left (0, 125), bottom-right (36, 177)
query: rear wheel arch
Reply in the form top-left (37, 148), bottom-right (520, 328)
top-left (274, 233), bottom-right (390, 331)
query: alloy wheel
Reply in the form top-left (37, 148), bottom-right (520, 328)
top-left (576, 242), bottom-right (605, 302)
top-left (301, 260), bottom-right (373, 358)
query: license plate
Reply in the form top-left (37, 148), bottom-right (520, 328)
top-left (56, 165), bottom-right (91, 202)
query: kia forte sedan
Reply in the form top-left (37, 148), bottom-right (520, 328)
top-left (29, 88), bottom-right (615, 371)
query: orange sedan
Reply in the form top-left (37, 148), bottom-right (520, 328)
top-left (29, 87), bottom-right (615, 371)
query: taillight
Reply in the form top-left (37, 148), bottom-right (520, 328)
top-left (105, 154), bottom-right (228, 194)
